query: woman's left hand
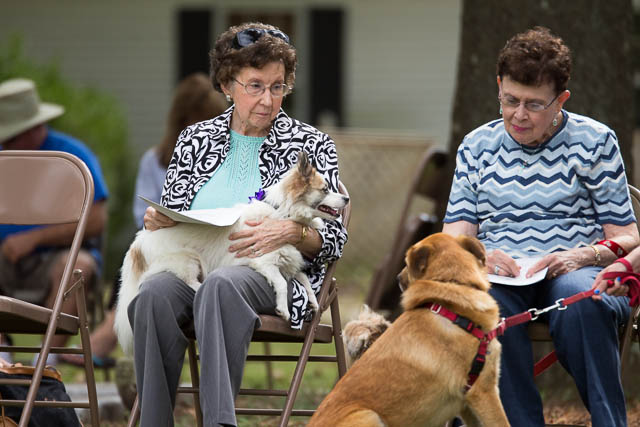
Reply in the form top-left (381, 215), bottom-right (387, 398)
top-left (228, 218), bottom-right (299, 258)
top-left (527, 249), bottom-right (586, 279)
top-left (591, 262), bottom-right (630, 300)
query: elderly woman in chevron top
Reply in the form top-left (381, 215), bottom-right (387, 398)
top-left (122, 22), bottom-right (347, 426)
top-left (441, 27), bottom-right (638, 426)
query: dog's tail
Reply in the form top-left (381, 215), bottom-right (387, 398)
top-left (114, 240), bottom-right (145, 355)
top-left (342, 304), bottom-right (391, 368)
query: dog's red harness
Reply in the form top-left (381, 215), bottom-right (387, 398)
top-left (422, 302), bottom-right (496, 392)
top-left (424, 261), bottom-right (640, 391)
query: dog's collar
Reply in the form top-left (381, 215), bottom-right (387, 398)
top-left (422, 302), bottom-right (494, 393)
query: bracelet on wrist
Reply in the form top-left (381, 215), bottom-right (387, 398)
top-left (596, 239), bottom-right (628, 258)
top-left (589, 245), bottom-right (601, 266)
top-left (298, 225), bottom-right (309, 244)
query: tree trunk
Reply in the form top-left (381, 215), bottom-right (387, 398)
top-left (438, 0), bottom-right (635, 219)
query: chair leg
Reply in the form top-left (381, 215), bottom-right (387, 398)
top-left (187, 340), bottom-right (203, 427)
top-left (278, 315), bottom-right (322, 427)
top-left (76, 275), bottom-right (100, 427)
top-left (127, 395), bottom-right (140, 427)
top-left (330, 294), bottom-right (347, 378)
top-left (263, 342), bottom-right (274, 389)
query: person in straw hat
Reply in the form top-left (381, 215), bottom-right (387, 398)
top-left (0, 78), bottom-right (109, 365)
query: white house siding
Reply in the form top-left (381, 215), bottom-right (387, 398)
top-left (0, 0), bottom-right (461, 154)
top-left (345, 0), bottom-right (461, 147)
top-left (0, 1), bottom-right (175, 157)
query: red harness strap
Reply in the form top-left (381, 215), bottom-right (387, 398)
top-left (423, 302), bottom-right (501, 392)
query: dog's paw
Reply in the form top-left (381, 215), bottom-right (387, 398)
top-left (307, 292), bottom-right (320, 312)
top-left (275, 305), bottom-right (291, 322)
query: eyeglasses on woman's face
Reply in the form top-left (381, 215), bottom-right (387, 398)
top-left (498, 92), bottom-right (561, 113)
top-left (233, 78), bottom-right (289, 97)
top-left (232, 28), bottom-right (290, 49)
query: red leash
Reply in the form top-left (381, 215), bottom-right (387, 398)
top-left (531, 258), bottom-right (640, 376)
top-left (425, 261), bottom-right (640, 388)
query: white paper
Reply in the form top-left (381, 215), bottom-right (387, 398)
top-left (139, 195), bottom-right (241, 227)
top-left (487, 257), bottom-right (548, 286)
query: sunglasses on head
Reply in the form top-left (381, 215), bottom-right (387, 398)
top-left (232, 28), bottom-right (291, 49)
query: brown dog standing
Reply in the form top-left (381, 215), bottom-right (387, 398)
top-left (309, 233), bottom-right (509, 427)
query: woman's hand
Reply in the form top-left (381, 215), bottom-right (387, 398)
top-left (487, 249), bottom-right (520, 278)
top-left (143, 207), bottom-right (177, 231)
top-left (591, 262), bottom-right (630, 301)
top-left (527, 248), bottom-right (588, 279)
top-left (228, 218), bottom-right (300, 258)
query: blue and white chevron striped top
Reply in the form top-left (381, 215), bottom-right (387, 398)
top-left (444, 110), bottom-right (634, 258)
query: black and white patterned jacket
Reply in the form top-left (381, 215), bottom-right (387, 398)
top-left (160, 107), bottom-right (348, 329)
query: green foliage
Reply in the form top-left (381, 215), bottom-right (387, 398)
top-left (0, 34), bottom-right (136, 282)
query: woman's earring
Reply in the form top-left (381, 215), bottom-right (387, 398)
top-left (499, 106), bottom-right (503, 115)
top-left (226, 94), bottom-right (232, 102)
top-left (552, 117), bottom-right (558, 127)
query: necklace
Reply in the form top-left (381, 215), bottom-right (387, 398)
top-left (519, 112), bottom-right (562, 168)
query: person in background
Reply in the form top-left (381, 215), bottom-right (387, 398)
top-left (129, 22), bottom-right (347, 426)
top-left (59, 72), bottom-right (227, 367)
top-left (0, 78), bottom-right (109, 365)
top-left (442, 27), bottom-right (638, 426)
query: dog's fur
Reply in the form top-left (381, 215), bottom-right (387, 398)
top-left (343, 304), bottom-right (391, 368)
top-left (114, 153), bottom-right (349, 354)
top-left (309, 233), bottom-right (508, 427)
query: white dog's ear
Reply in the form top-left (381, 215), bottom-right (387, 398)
top-left (297, 151), bottom-right (313, 180)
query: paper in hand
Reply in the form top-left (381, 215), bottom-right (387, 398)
top-left (487, 257), bottom-right (548, 286)
top-left (139, 195), bottom-right (241, 227)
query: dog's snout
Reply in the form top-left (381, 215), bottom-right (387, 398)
top-left (397, 267), bottom-right (408, 292)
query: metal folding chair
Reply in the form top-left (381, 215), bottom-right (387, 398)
top-left (0, 150), bottom-right (100, 426)
top-left (366, 147), bottom-right (447, 318)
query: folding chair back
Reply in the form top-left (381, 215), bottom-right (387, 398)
top-left (0, 150), bottom-right (99, 426)
top-left (366, 147), bottom-right (447, 317)
top-left (127, 181), bottom-right (351, 427)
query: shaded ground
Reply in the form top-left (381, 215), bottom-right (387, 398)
top-left (544, 401), bottom-right (640, 426)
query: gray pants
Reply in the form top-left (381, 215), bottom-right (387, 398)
top-left (128, 266), bottom-right (289, 427)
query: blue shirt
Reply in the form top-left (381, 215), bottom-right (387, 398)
top-left (0, 128), bottom-right (109, 264)
top-left (190, 129), bottom-right (264, 210)
top-left (444, 111), bottom-right (635, 258)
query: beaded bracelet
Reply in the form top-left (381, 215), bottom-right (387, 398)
top-left (589, 245), bottom-right (601, 266)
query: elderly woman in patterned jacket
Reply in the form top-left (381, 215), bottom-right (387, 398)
top-left (442, 27), bottom-right (638, 426)
top-left (129, 22), bottom-right (347, 426)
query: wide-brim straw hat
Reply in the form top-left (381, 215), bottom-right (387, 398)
top-left (0, 78), bottom-right (64, 144)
